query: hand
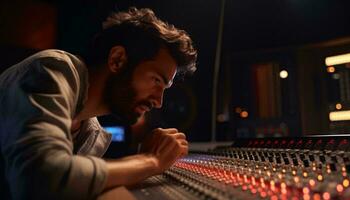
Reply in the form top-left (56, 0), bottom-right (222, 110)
top-left (141, 128), bottom-right (188, 174)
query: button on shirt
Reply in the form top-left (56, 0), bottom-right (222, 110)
top-left (0, 49), bottom-right (112, 199)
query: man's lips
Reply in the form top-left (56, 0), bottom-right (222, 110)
top-left (135, 104), bottom-right (152, 114)
top-left (139, 105), bottom-right (151, 112)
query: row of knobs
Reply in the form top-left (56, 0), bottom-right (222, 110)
top-left (164, 148), bottom-right (350, 200)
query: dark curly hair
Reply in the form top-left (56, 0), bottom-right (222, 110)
top-left (85, 7), bottom-right (197, 76)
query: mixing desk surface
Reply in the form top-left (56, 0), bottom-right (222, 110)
top-left (128, 135), bottom-right (350, 200)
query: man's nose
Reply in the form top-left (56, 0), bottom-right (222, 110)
top-left (152, 89), bottom-right (164, 109)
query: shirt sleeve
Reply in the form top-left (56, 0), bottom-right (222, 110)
top-left (1, 56), bottom-right (108, 200)
top-left (74, 117), bottom-right (112, 157)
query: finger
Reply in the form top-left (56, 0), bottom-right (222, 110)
top-left (157, 140), bottom-right (177, 156)
top-left (177, 140), bottom-right (188, 155)
top-left (179, 139), bottom-right (188, 146)
top-left (152, 128), bottom-right (179, 137)
top-left (157, 135), bottom-right (175, 152)
top-left (172, 132), bottom-right (186, 140)
top-left (152, 128), bottom-right (163, 135)
top-left (162, 128), bottom-right (179, 134)
top-left (178, 146), bottom-right (189, 158)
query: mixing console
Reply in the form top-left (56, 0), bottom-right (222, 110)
top-left (130, 135), bottom-right (350, 200)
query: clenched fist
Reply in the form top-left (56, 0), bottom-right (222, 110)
top-left (141, 128), bottom-right (188, 174)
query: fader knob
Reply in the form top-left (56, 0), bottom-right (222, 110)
top-left (292, 158), bottom-right (299, 166)
top-left (309, 155), bottom-right (315, 162)
top-left (329, 163), bottom-right (337, 172)
top-left (303, 160), bottom-right (310, 168)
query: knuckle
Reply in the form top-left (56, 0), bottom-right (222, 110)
top-left (179, 132), bottom-right (186, 139)
top-left (176, 140), bottom-right (182, 147)
top-left (152, 128), bottom-right (161, 134)
top-left (166, 128), bottom-right (178, 133)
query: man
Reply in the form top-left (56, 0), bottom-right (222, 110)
top-left (0, 7), bottom-right (197, 199)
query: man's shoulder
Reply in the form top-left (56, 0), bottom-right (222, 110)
top-left (29, 49), bottom-right (85, 69)
top-left (31, 49), bottom-right (76, 59)
top-left (2, 49), bottom-right (87, 78)
top-left (24, 49), bottom-right (88, 88)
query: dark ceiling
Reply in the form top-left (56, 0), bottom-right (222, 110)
top-left (50, 0), bottom-right (350, 63)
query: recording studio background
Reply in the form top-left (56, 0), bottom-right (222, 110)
top-left (2, 0), bottom-right (350, 157)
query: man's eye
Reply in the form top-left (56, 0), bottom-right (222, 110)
top-left (153, 77), bottom-right (162, 84)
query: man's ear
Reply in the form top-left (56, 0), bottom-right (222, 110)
top-left (107, 45), bottom-right (127, 73)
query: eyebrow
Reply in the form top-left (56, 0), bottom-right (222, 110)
top-left (159, 72), bottom-right (173, 88)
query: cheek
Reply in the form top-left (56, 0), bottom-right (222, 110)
top-left (131, 79), bottom-right (155, 100)
top-left (131, 88), bottom-right (151, 103)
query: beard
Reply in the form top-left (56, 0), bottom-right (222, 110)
top-left (103, 64), bottom-right (151, 125)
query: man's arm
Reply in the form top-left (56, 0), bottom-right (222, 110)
top-left (104, 128), bottom-right (188, 190)
top-left (1, 56), bottom-right (107, 199)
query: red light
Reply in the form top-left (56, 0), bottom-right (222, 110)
top-left (340, 139), bottom-right (348, 145)
top-left (271, 195), bottom-right (278, 200)
top-left (337, 184), bottom-right (344, 193)
top-left (328, 139), bottom-right (335, 144)
top-left (260, 191), bottom-right (267, 198)
top-left (322, 192), bottom-right (330, 200)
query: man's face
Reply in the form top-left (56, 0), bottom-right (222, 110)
top-left (104, 48), bottom-right (177, 124)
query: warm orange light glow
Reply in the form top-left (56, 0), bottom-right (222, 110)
top-left (322, 192), bottom-right (331, 200)
top-left (303, 187), bottom-right (310, 194)
top-left (313, 193), bottom-right (321, 200)
top-left (303, 194), bottom-right (311, 200)
top-left (270, 180), bottom-right (275, 186)
top-left (252, 177), bottom-right (256, 185)
top-left (309, 179), bottom-right (316, 187)
top-left (281, 188), bottom-right (287, 195)
top-left (240, 111), bottom-right (248, 118)
top-left (337, 184), bottom-right (344, 193)
top-left (271, 195), bottom-right (278, 200)
top-left (278, 173), bottom-right (283, 179)
top-left (267, 171), bottom-right (271, 177)
top-left (343, 179), bottom-right (350, 187)
top-left (294, 176), bottom-right (300, 183)
top-left (327, 66), bottom-right (335, 73)
top-left (317, 174), bottom-right (323, 181)
top-left (270, 180), bottom-right (276, 191)
top-left (336, 103), bottom-right (342, 110)
top-left (303, 172), bottom-right (308, 177)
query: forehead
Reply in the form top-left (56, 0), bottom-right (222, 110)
top-left (137, 48), bottom-right (177, 78)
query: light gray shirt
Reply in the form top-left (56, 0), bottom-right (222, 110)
top-left (0, 49), bottom-right (112, 199)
